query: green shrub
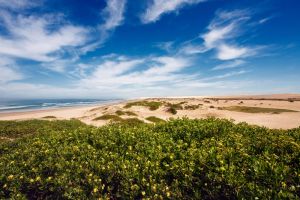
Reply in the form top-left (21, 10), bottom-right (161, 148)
top-left (42, 116), bottom-right (56, 119)
top-left (120, 118), bottom-right (145, 126)
top-left (0, 119), bottom-right (85, 142)
top-left (115, 110), bottom-right (125, 115)
top-left (166, 107), bottom-right (177, 115)
top-left (116, 110), bottom-right (137, 116)
top-left (146, 116), bottom-right (166, 123)
top-left (0, 118), bottom-right (299, 199)
top-left (93, 114), bottom-right (123, 121)
top-left (165, 103), bottom-right (184, 115)
top-left (124, 101), bottom-right (162, 110)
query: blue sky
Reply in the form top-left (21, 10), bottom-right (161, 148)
top-left (0, 0), bottom-right (299, 99)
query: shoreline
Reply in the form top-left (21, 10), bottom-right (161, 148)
top-left (0, 100), bottom-right (128, 120)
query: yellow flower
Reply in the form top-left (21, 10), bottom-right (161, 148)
top-left (152, 185), bottom-right (157, 191)
top-left (8, 175), bottom-right (14, 180)
top-left (166, 192), bottom-right (171, 197)
top-left (93, 188), bottom-right (98, 193)
top-left (36, 176), bottom-right (41, 181)
top-left (30, 179), bottom-right (34, 183)
top-left (3, 184), bottom-right (7, 188)
top-left (20, 175), bottom-right (24, 179)
top-left (142, 191), bottom-right (146, 196)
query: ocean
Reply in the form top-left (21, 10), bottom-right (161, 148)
top-left (0, 99), bottom-right (122, 113)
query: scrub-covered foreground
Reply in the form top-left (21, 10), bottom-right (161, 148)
top-left (0, 118), bottom-right (299, 199)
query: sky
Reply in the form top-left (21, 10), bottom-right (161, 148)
top-left (0, 0), bottom-right (299, 99)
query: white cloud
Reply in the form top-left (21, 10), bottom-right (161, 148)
top-left (80, 0), bottom-right (127, 54)
top-left (258, 16), bottom-right (274, 24)
top-left (179, 44), bottom-right (208, 55)
top-left (212, 59), bottom-right (245, 70)
top-left (155, 41), bottom-right (175, 53)
top-left (141, 0), bottom-right (206, 24)
top-left (216, 44), bottom-right (250, 60)
top-left (0, 0), bottom-right (39, 10)
top-left (101, 0), bottom-right (126, 31)
top-left (0, 0), bottom-right (127, 70)
top-left (176, 9), bottom-right (257, 59)
top-left (91, 59), bottom-right (144, 79)
top-left (144, 56), bottom-right (190, 75)
top-left (80, 55), bottom-right (193, 89)
top-left (0, 12), bottom-right (88, 62)
top-left (0, 58), bottom-right (24, 83)
top-left (196, 9), bottom-right (262, 60)
top-left (202, 23), bottom-right (235, 48)
top-left (0, 54), bottom-right (252, 99)
top-left (210, 70), bottom-right (249, 79)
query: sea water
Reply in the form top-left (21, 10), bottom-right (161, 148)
top-left (0, 99), bottom-right (122, 113)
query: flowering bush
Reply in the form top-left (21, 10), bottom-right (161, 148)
top-left (0, 118), bottom-right (299, 199)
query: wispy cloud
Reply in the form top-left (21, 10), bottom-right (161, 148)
top-left (176, 9), bottom-right (264, 62)
top-left (216, 44), bottom-right (251, 60)
top-left (202, 24), bottom-right (235, 49)
top-left (141, 0), bottom-right (206, 24)
top-left (201, 9), bottom-right (261, 60)
top-left (100, 0), bottom-right (126, 31)
top-left (212, 60), bottom-right (245, 70)
top-left (0, 58), bottom-right (24, 83)
top-left (0, 0), bottom-right (40, 10)
top-left (80, 55), bottom-right (194, 90)
top-left (80, 0), bottom-right (127, 53)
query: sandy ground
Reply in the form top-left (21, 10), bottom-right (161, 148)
top-left (1, 94), bottom-right (300, 129)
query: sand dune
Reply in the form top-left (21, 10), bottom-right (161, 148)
top-left (0, 94), bottom-right (300, 129)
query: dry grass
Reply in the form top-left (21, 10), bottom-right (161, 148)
top-left (184, 105), bottom-right (200, 110)
top-left (220, 106), bottom-right (297, 114)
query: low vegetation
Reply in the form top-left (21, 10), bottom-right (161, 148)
top-left (120, 118), bottom-right (145, 126)
top-left (124, 101), bottom-right (163, 111)
top-left (0, 119), bottom-right (85, 142)
top-left (146, 116), bottom-right (166, 123)
top-left (93, 114), bottom-right (143, 126)
top-left (166, 103), bottom-right (183, 110)
top-left (42, 116), bottom-right (56, 119)
top-left (165, 103), bottom-right (184, 115)
top-left (220, 106), bottom-right (298, 114)
top-left (166, 107), bottom-right (177, 115)
top-left (184, 104), bottom-right (200, 110)
top-left (93, 114), bottom-right (123, 121)
top-left (115, 110), bottom-right (137, 116)
top-left (0, 118), bottom-right (299, 199)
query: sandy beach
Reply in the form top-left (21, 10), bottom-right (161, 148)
top-left (1, 94), bottom-right (300, 129)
